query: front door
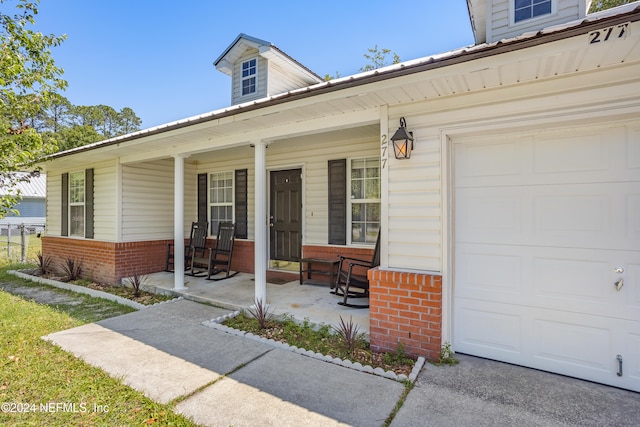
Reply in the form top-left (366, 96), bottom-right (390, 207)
top-left (270, 169), bottom-right (302, 262)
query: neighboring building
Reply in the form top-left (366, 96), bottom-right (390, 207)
top-left (0, 173), bottom-right (46, 230)
top-left (39, 1), bottom-right (640, 392)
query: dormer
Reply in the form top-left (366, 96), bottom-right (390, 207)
top-left (214, 33), bottom-right (324, 106)
top-left (467, 0), bottom-right (591, 44)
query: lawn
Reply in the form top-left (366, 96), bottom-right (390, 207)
top-left (0, 266), bottom-right (199, 426)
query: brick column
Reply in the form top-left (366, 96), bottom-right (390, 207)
top-left (368, 268), bottom-right (442, 361)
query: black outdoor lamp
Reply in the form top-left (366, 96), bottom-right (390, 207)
top-left (390, 117), bottom-right (414, 160)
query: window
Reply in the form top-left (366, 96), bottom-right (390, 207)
top-left (241, 58), bottom-right (257, 95)
top-left (514, 0), bottom-right (552, 23)
top-left (350, 158), bottom-right (380, 244)
top-left (209, 171), bottom-right (234, 235)
top-left (69, 171), bottom-right (85, 237)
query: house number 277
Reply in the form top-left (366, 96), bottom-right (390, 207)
top-left (380, 134), bottom-right (388, 169)
top-left (588, 22), bottom-right (629, 45)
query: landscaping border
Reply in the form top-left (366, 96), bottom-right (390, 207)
top-left (7, 270), bottom-right (176, 310)
top-left (203, 310), bottom-right (426, 383)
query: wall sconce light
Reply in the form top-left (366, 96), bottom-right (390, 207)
top-left (390, 117), bottom-right (414, 160)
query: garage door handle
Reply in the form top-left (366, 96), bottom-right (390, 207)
top-left (614, 279), bottom-right (624, 291)
top-left (617, 355), bottom-right (623, 377)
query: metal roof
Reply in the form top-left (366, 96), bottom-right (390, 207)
top-left (0, 173), bottom-right (46, 198)
top-left (44, 2), bottom-right (640, 164)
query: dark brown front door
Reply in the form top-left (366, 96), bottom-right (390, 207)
top-left (270, 169), bottom-right (302, 261)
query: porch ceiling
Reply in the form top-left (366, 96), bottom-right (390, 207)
top-left (44, 7), bottom-right (640, 169)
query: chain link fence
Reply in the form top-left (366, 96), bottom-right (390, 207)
top-left (0, 223), bottom-right (45, 263)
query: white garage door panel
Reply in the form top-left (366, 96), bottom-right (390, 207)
top-left (456, 126), bottom-right (636, 187)
top-left (453, 122), bottom-right (640, 391)
top-left (456, 183), bottom-right (637, 251)
top-left (456, 243), bottom-right (638, 320)
top-left (456, 298), bottom-right (638, 389)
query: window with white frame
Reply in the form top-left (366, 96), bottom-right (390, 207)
top-left (209, 171), bottom-right (234, 235)
top-left (69, 171), bottom-right (85, 237)
top-left (514, 0), bottom-right (552, 23)
top-left (350, 157), bottom-right (380, 244)
top-left (241, 58), bottom-right (257, 96)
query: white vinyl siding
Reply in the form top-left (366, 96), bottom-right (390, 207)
top-left (92, 161), bottom-right (118, 240)
top-left (45, 174), bottom-right (62, 236)
top-left (387, 129), bottom-right (442, 272)
top-left (195, 136), bottom-right (378, 244)
top-left (45, 161), bottom-right (118, 240)
top-left (232, 51), bottom-right (268, 105)
top-left (121, 159), bottom-right (196, 241)
top-left (487, 0), bottom-right (583, 43)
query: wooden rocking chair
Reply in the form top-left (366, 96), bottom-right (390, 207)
top-left (333, 229), bottom-right (381, 308)
top-left (165, 221), bottom-right (208, 272)
top-left (190, 222), bottom-right (239, 281)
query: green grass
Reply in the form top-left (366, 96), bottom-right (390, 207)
top-left (0, 265), bottom-right (200, 426)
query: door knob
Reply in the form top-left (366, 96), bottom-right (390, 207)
top-left (614, 279), bottom-right (624, 291)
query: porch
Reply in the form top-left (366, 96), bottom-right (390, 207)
top-left (144, 271), bottom-right (370, 335)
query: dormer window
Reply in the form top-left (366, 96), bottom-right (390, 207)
top-left (241, 58), bottom-right (257, 96)
top-left (514, 0), bottom-right (552, 23)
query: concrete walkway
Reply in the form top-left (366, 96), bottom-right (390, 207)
top-left (44, 299), bottom-right (640, 427)
top-left (44, 299), bottom-right (404, 427)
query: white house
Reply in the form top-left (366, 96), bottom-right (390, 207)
top-left (39, 0), bottom-right (640, 392)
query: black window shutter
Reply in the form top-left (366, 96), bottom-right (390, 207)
top-left (328, 159), bottom-right (347, 245)
top-left (61, 173), bottom-right (69, 236)
top-left (85, 168), bottom-right (94, 239)
top-left (234, 168), bottom-right (248, 239)
top-left (197, 173), bottom-right (208, 227)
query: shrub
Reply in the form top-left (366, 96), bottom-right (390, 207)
top-left (60, 257), bottom-right (82, 282)
top-left (36, 252), bottom-right (53, 276)
top-left (333, 315), bottom-right (366, 356)
top-left (247, 298), bottom-right (275, 329)
top-left (124, 272), bottom-right (147, 297)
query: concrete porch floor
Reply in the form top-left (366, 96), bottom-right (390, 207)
top-left (145, 271), bottom-right (370, 335)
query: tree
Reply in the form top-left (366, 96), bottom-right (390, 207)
top-left (39, 92), bottom-right (71, 132)
top-left (46, 125), bottom-right (103, 152)
top-left (118, 107), bottom-right (142, 135)
top-left (1, 0), bottom-right (67, 218)
top-left (589, 0), bottom-right (633, 12)
top-left (359, 45), bottom-right (400, 72)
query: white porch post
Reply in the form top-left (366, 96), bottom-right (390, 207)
top-left (173, 154), bottom-right (188, 290)
top-left (379, 105), bottom-right (389, 269)
top-left (253, 141), bottom-right (267, 303)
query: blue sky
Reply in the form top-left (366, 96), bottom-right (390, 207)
top-left (34, 1), bottom-right (474, 129)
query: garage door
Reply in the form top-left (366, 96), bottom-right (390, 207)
top-left (453, 123), bottom-right (640, 391)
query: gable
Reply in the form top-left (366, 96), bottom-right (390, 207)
top-left (214, 33), bottom-right (323, 106)
top-left (468, 0), bottom-right (589, 43)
